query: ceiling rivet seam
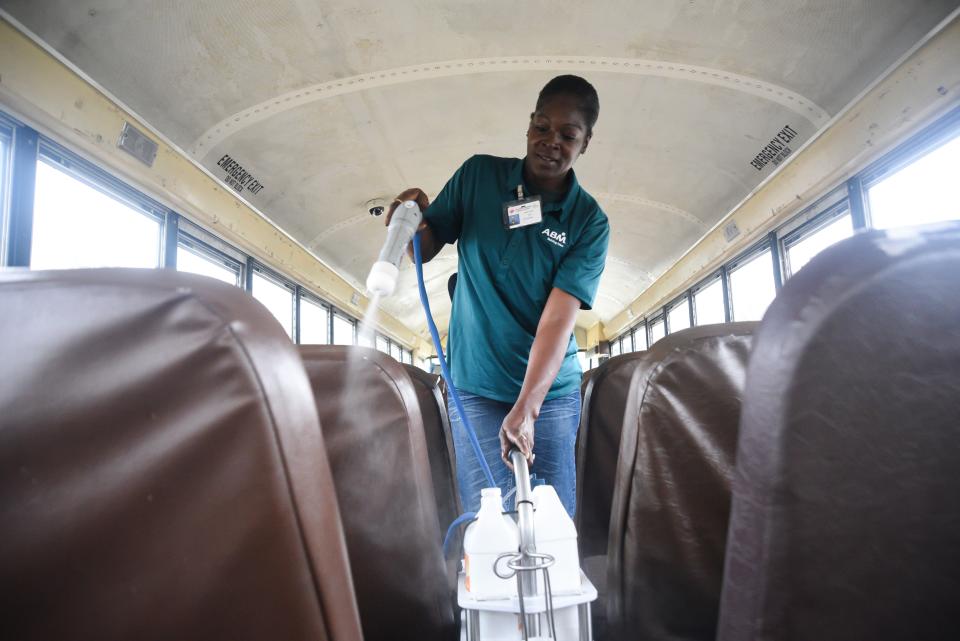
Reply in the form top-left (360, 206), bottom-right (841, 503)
top-left (190, 55), bottom-right (831, 157)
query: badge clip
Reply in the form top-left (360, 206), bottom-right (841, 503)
top-left (503, 184), bottom-right (543, 230)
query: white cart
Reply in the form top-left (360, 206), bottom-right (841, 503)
top-left (458, 450), bottom-right (598, 641)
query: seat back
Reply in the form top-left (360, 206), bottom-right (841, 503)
top-left (607, 323), bottom-right (757, 641)
top-left (403, 364), bottom-right (462, 532)
top-left (300, 346), bottom-right (455, 641)
top-left (580, 366), bottom-right (596, 401)
top-left (0, 269), bottom-right (362, 641)
top-left (718, 223), bottom-right (960, 641)
top-left (575, 351), bottom-right (649, 559)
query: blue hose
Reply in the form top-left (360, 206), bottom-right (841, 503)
top-left (442, 511), bottom-right (477, 557)
top-left (412, 232), bottom-right (496, 488)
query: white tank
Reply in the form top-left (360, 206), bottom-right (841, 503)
top-left (532, 485), bottom-right (581, 595)
top-left (463, 488), bottom-right (519, 600)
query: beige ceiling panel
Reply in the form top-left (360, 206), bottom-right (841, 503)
top-left (5, 0), bottom-right (952, 147)
top-left (203, 95), bottom-right (390, 241)
top-left (3, 0), bottom-right (957, 340)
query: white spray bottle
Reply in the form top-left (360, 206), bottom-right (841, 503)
top-left (463, 488), bottom-right (519, 600)
top-left (366, 200), bottom-right (422, 297)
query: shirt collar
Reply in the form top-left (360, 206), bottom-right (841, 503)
top-left (507, 157), bottom-right (580, 222)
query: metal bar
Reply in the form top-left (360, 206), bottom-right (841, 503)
top-left (294, 285), bottom-right (302, 344)
top-left (721, 266), bottom-right (732, 322)
top-left (768, 231), bottom-right (784, 291)
top-left (579, 602), bottom-right (592, 641)
top-left (162, 211), bottom-right (179, 269)
top-left (847, 175), bottom-right (868, 230)
top-left (687, 291), bottom-right (695, 328)
top-left (328, 304), bottom-right (335, 345)
top-left (510, 448), bottom-right (540, 638)
top-left (245, 257), bottom-right (254, 292)
top-left (467, 609), bottom-right (479, 641)
top-left (6, 125), bottom-right (39, 267)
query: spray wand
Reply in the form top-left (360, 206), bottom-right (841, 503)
top-left (367, 200), bottom-right (496, 489)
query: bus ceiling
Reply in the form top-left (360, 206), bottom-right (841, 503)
top-left (0, 1), bottom-right (957, 341)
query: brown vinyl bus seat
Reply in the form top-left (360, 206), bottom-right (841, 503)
top-left (0, 269), bottom-right (362, 641)
top-left (403, 364), bottom-right (462, 535)
top-left (300, 346), bottom-right (455, 641)
top-left (575, 350), bottom-right (650, 638)
top-left (718, 223), bottom-right (960, 641)
top-left (575, 351), bottom-right (649, 564)
top-left (606, 323), bottom-right (757, 641)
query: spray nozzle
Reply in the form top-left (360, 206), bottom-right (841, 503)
top-left (367, 200), bottom-right (423, 297)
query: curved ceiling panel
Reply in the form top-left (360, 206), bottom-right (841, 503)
top-left (189, 55), bottom-right (828, 156)
top-left (3, 0), bottom-right (956, 335)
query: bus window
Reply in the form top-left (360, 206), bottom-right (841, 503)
top-left (0, 130), bottom-right (9, 255)
top-left (251, 270), bottom-right (294, 339)
top-left (729, 249), bottom-right (776, 321)
top-left (299, 296), bottom-right (330, 345)
top-left (693, 276), bottom-right (725, 326)
top-left (577, 351), bottom-right (589, 372)
top-left (176, 243), bottom-right (241, 286)
top-left (30, 159), bottom-right (160, 269)
top-left (332, 312), bottom-right (355, 345)
top-left (357, 328), bottom-right (375, 348)
top-left (649, 316), bottom-right (665, 345)
top-left (667, 299), bottom-right (691, 334)
top-left (868, 134), bottom-right (960, 230)
top-left (611, 339), bottom-right (622, 357)
top-left (390, 341), bottom-right (402, 361)
top-left (376, 334), bottom-right (390, 354)
top-left (632, 325), bottom-right (648, 352)
top-left (784, 213), bottom-right (854, 277)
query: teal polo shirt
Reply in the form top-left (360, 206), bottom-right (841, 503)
top-left (424, 154), bottom-right (609, 403)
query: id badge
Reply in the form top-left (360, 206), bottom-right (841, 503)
top-left (502, 195), bottom-right (543, 230)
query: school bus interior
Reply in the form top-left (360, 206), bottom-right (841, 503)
top-left (1, 2), bottom-right (959, 640)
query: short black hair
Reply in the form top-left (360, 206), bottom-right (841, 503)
top-left (535, 75), bottom-right (600, 134)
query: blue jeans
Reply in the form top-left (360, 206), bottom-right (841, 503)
top-left (449, 389), bottom-right (581, 517)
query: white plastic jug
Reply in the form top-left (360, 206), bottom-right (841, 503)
top-left (532, 485), bottom-right (581, 595)
top-left (463, 487), bottom-right (519, 600)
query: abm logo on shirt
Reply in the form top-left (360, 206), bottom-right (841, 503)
top-left (541, 228), bottom-right (567, 248)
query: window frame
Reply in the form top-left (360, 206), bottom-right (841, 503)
top-left (1, 111), bottom-right (37, 268)
top-left (647, 313), bottom-right (666, 346)
top-left (26, 137), bottom-right (173, 270)
top-left (610, 338), bottom-right (622, 357)
top-left (331, 308), bottom-right (357, 346)
top-left (39, 139), bottom-right (169, 229)
top-left (725, 239), bottom-right (777, 322)
top-left (780, 200), bottom-right (854, 278)
top-left (860, 118), bottom-right (960, 230)
top-left (664, 293), bottom-right (692, 335)
top-left (690, 270), bottom-right (727, 326)
top-left (298, 289), bottom-right (332, 345)
top-left (249, 261), bottom-right (298, 339)
top-left (858, 104), bottom-right (960, 200)
top-left (632, 321), bottom-right (648, 352)
top-left (176, 231), bottom-right (244, 287)
top-left (0, 113), bottom-right (16, 266)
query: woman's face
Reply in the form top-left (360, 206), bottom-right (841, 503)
top-left (525, 94), bottom-right (591, 189)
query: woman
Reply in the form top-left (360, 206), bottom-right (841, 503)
top-left (388, 75), bottom-right (609, 517)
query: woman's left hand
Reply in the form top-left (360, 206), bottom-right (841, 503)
top-left (500, 404), bottom-right (537, 470)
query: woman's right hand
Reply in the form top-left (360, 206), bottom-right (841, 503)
top-left (386, 188), bottom-right (431, 230)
